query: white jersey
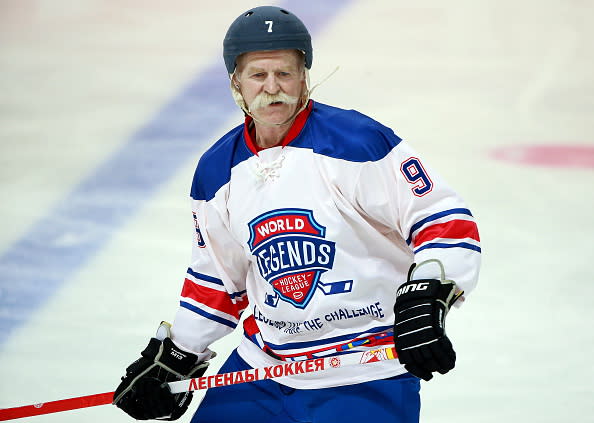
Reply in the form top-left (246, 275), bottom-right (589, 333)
top-left (171, 101), bottom-right (481, 388)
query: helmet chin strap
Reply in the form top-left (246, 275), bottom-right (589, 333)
top-left (229, 67), bottom-right (338, 128)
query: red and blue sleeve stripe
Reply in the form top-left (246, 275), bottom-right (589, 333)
top-left (407, 208), bottom-right (481, 254)
top-left (180, 268), bottom-right (248, 329)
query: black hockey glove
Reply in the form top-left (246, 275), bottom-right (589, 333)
top-left (113, 322), bottom-right (209, 421)
top-left (393, 260), bottom-right (463, 381)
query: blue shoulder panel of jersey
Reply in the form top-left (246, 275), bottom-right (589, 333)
top-left (291, 102), bottom-right (402, 162)
top-left (191, 102), bottom-right (403, 202)
top-left (190, 124), bottom-right (252, 201)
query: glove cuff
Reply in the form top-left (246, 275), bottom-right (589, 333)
top-left (140, 337), bottom-right (162, 360)
top-left (157, 338), bottom-right (202, 377)
top-left (396, 278), bottom-right (441, 302)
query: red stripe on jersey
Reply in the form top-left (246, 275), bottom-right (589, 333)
top-left (413, 219), bottom-right (480, 248)
top-left (243, 315), bottom-right (395, 361)
top-left (181, 278), bottom-right (242, 319)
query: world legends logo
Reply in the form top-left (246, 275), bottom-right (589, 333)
top-left (247, 208), bottom-right (351, 308)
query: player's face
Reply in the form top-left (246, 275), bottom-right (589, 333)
top-left (236, 50), bottom-right (305, 125)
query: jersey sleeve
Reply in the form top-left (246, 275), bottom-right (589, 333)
top-left (170, 195), bottom-right (250, 359)
top-left (352, 130), bottom-right (481, 299)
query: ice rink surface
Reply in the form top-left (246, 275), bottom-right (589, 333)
top-left (1, 0), bottom-right (593, 422)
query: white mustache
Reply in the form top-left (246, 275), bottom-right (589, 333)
top-left (248, 91), bottom-right (299, 112)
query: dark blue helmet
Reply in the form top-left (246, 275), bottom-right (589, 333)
top-left (223, 6), bottom-right (313, 74)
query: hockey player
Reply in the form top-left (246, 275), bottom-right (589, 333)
top-left (113, 5), bottom-right (481, 422)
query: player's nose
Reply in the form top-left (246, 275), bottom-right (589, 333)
top-left (263, 74), bottom-right (281, 94)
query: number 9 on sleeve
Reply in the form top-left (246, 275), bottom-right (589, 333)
top-left (400, 157), bottom-right (434, 197)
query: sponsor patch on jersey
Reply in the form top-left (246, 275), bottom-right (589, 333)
top-left (247, 208), bottom-right (336, 308)
top-left (359, 347), bottom-right (396, 364)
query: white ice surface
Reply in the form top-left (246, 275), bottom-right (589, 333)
top-left (0, 1), bottom-right (593, 422)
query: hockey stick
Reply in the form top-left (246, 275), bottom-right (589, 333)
top-left (0, 346), bottom-right (397, 421)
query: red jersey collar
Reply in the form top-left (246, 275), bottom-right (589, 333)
top-left (243, 100), bottom-right (313, 154)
